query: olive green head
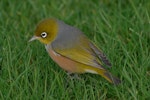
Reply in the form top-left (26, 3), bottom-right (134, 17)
top-left (29, 18), bottom-right (58, 44)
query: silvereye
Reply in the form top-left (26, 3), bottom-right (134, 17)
top-left (29, 18), bottom-right (121, 85)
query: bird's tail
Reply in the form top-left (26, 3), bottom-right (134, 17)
top-left (97, 69), bottom-right (121, 85)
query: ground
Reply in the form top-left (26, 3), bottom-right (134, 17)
top-left (0, 0), bottom-right (150, 99)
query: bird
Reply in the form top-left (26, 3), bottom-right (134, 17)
top-left (29, 18), bottom-right (121, 85)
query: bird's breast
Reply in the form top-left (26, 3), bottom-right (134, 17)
top-left (45, 45), bottom-right (79, 73)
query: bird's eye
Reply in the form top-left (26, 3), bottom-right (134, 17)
top-left (41, 32), bottom-right (47, 38)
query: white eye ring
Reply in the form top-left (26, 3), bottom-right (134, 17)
top-left (41, 32), bottom-right (47, 38)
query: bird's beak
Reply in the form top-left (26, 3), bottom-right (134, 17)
top-left (28, 36), bottom-right (39, 42)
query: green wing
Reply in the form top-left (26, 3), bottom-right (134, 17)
top-left (51, 36), bottom-right (111, 69)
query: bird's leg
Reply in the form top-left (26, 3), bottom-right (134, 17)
top-left (66, 72), bottom-right (81, 80)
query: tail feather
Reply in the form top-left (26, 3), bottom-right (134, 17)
top-left (97, 69), bottom-right (121, 85)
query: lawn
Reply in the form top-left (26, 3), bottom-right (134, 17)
top-left (0, 0), bottom-right (150, 100)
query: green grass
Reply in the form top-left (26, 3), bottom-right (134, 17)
top-left (0, 0), bottom-right (150, 99)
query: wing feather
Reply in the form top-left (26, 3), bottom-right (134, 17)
top-left (51, 36), bottom-right (111, 69)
